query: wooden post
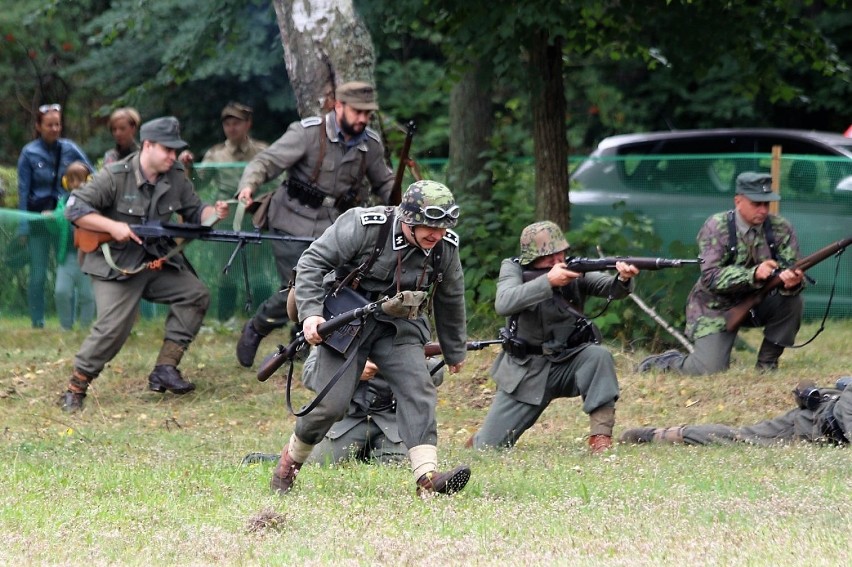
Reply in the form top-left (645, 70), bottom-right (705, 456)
top-left (770, 145), bottom-right (782, 215)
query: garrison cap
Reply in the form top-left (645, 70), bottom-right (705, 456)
top-left (335, 81), bottom-right (379, 111)
top-left (221, 101), bottom-right (253, 121)
top-left (140, 116), bottom-right (188, 150)
top-left (736, 171), bottom-right (779, 202)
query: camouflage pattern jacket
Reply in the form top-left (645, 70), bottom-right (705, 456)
top-left (238, 112), bottom-right (393, 238)
top-left (685, 210), bottom-right (801, 340)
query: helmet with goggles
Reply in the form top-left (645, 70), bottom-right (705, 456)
top-left (398, 180), bottom-right (459, 228)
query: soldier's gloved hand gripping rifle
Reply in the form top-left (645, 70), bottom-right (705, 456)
top-left (256, 294), bottom-right (398, 416)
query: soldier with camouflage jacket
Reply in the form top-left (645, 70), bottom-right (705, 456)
top-left (468, 221), bottom-right (640, 454)
top-left (639, 172), bottom-right (805, 375)
top-left (235, 82), bottom-right (394, 368)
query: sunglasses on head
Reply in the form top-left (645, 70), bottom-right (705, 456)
top-left (38, 103), bottom-right (62, 114)
top-left (422, 204), bottom-right (460, 221)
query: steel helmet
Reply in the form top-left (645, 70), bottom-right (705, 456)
top-left (399, 180), bottom-right (459, 229)
top-left (518, 221), bottom-right (569, 265)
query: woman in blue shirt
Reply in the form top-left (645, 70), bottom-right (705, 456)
top-left (17, 104), bottom-right (93, 328)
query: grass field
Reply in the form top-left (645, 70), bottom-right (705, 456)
top-left (1, 317), bottom-right (850, 565)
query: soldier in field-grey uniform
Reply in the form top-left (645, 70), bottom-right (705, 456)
top-left (468, 221), bottom-right (640, 454)
top-left (235, 82), bottom-right (394, 368)
top-left (60, 117), bottom-right (229, 412)
top-left (621, 377), bottom-right (851, 447)
top-left (270, 181), bottom-right (471, 498)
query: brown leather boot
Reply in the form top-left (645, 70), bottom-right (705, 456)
top-left (416, 465), bottom-right (471, 496)
top-left (61, 369), bottom-right (93, 413)
top-left (588, 434), bottom-right (613, 454)
top-left (270, 449), bottom-right (303, 495)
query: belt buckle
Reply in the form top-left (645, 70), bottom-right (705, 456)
top-left (322, 195), bottom-right (337, 208)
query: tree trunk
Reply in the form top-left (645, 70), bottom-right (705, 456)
top-left (271, 0), bottom-right (376, 117)
top-left (447, 60), bottom-right (493, 199)
top-left (528, 31), bottom-right (570, 229)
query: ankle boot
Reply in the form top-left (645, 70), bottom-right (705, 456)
top-left (416, 465), bottom-right (471, 496)
top-left (756, 339), bottom-right (785, 371)
top-left (61, 369), bottom-right (93, 412)
top-left (270, 449), bottom-right (303, 494)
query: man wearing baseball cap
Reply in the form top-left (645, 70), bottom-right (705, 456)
top-left (60, 116), bottom-right (230, 412)
top-left (638, 171), bottom-right (805, 375)
top-left (233, 81), bottom-right (394, 368)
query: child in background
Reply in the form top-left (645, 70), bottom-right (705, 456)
top-left (54, 161), bottom-right (95, 330)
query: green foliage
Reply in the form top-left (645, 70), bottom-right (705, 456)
top-left (454, 159), bottom-right (536, 335)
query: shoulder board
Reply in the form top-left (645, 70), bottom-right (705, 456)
top-left (300, 116), bottom-right (323, 128)
top-left (360, 211), bottom-right (387, 225)
top-left (365, 127), bottom-right (382, 144)
top-left (107, 162), bottom-right (132, 174)
top-left (442, 229), bottom-right (459, 247)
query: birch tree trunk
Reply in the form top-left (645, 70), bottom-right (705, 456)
top-left (271, 0), bottom-right (376, 117)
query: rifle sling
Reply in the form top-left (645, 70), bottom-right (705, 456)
top-left (285, 342), bottom-right (361, 418)
top-left (100, 205), bottom-right (226, 275)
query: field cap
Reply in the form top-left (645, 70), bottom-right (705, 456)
top-left (736, 171), bottom-right (779, 202)
top-left (336, 81), bottom-right (378, 111)
top-left (221, 102), bottom-right (253, 121)
top-left (140, 116), bottom-right (188, 150)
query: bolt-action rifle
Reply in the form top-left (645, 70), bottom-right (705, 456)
top-left (256, 294), bottom-right (396, 382)
top-left (522, 256), bottom-right (703, 282)
top-left (389, 121), bottom-right (416, 206)
top-left (724, 236), bottom-right (852, 333)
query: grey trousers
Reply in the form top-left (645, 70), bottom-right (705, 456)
top-left (473, 344), bottom-right (620, 449)
top-left (294, 318), bottom-right (438, 449)
top-left (252, 236), bottom-right (311, 335)
top-left (680, 408), bottom-right (823, 446)
top-left (306, 419), bottom-right (407, 465)
top-left (674, 291), bottom-right (803, 375)
top-left (74, 267), bottom-right (209, 377)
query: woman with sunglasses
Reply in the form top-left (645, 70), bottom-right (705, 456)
top-left (17, 103), bottom-right (93, 328)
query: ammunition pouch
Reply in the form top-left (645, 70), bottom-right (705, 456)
top-left (335, 188), bottom-right (363, 213)
top-left (499, 327), bottom-right (542, 358)
top-left (565, 318), bottom-right (602, 349)
top-left (322, 286), bottom-right (370, 355)
top-left (287, 177), bottom-right (333, 209)
top-left (380, 290), bottom-right (427, 319)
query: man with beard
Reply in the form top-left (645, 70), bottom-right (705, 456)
top-left (234, 82), bottom-right (394, 368)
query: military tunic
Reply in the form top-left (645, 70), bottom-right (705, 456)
top-left (676, 386), bottom-right (850, 446)
top-left (292, 206), bottom-right (466, 448)
top-left (64, 155), bottom-right (212, 377)
top-left (472, 258), bottom-right (631, 449)
top-left (663, 210), bottom-right (803, 375)
top-left (201, 136), bottom-right (268, 199)
top-left (239, 112), bottom-right (394, 334)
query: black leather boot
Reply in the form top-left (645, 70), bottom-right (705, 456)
top-left (237, 320), bottom-right (266, 367)
top-left (148, 365), bottom-right (196, 394)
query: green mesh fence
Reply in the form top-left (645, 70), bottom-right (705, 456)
top-left (1, 156), bottom-right (850, 325)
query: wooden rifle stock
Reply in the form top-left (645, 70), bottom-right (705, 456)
top-left (724, 236), bottom-right (852, 333)
top-left (389, 121), bottom-right (416, 206)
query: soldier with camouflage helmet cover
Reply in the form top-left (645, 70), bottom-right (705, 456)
top-left (468, 220), bottom-right (640, 453)
top-left (638, 171), bottom-right (804, 375)
top-left (234, 81), bottom-right (394, 368)
top-left (268, 179), bottom-right (471, 498)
